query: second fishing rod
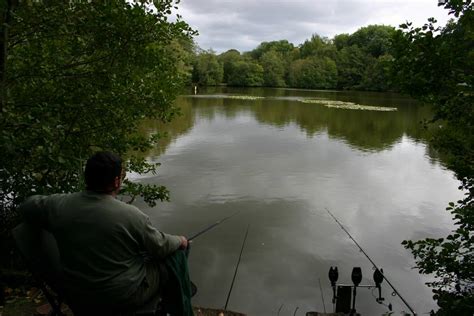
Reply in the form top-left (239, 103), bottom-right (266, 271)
top-left (185, 211), bottom-right (249, 311)
top-left (325, 208), bottom-right (417, 315)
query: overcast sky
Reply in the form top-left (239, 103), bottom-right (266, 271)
top-left (175, 0), bottom-right (451, 53)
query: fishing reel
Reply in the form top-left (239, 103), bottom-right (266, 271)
top-left (328, 266), bottom-right (338, 304)
top-left (374, 268), bottom-right (384, 303)
top-left (325, 208), bottom-right (416, 315)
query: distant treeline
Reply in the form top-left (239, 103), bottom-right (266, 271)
top-left (188, 25), bottom-right (397, 91)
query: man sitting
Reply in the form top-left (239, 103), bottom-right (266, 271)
top-left (19, 151), bottom-right (191, 314)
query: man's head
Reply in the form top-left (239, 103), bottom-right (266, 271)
top-left (84, 151), bottom-right (123, 194)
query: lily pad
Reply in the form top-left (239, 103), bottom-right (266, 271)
top-left (301, 99), bottom-right (397, 111)
top-left (226, 95), bottom-right (264, 100)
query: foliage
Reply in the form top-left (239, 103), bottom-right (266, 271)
top-left (360, 54), bottom-right (394, 91)
top-left (335, 45), bottom-right (368, 90)
top-left (192, 50), bottom-right (223, 86)
top-left (289, 57), bottom-right (337, 89)
top-left (190, 26), bottom-right (396, 91)
top-left (401, 194), bottom-right (473, 314)
top-left (333, 33), bottom-right (350, 50)
top-left (249, 40), bottom-right (295, 60)
top-left (393, 0), bottom-right (474, 314)
top-left (227, 60), bottom-right (264, 87)
top-left (0, 0), bottom-right (195, 233)
top-left (260, 50), bottom-right (286, 87)
top-left (299, 34), bottom-right (336, 60)
top-left (348, 25), bottom-right (396, 58)
top-left (166, 37), bottom-right (196, 85)
top-left (334, 25), bottom-right (396, 90)
top-left (218, 49), bottom-right (241, 83)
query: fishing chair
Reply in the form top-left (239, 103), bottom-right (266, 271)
top-left (12, 223), bottom-right (164, 316)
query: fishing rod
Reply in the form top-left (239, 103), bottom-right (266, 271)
top-left (187, 211), bottom-right (240, 241)
top-left (224, 224), bottom-right (250, 310)
top-left (325, 208), bottom-right (417, 315)
top-left (318, 278), bottom-right (327, 313)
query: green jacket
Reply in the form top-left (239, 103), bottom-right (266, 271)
top-left (19, 191), bottom-right (182, 306)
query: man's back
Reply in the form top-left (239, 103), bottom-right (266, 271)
top-left (20, 191), bottom-right (180, 307)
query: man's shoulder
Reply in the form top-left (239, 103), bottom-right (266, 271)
top-left (106, 196), bottom-right (140, 211)
top-left (24, 192), bottom-right (76, 204)
top-left (104, 196), bottom-right (148, 221)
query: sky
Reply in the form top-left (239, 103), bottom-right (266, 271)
top-left (175, 0), bottom-right (452, 53)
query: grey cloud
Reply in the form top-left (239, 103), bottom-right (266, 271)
top-left (177, 0), bottom-right (450, 53)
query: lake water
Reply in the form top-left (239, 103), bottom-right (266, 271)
top-left (133, 87), bottom-right (460, 315)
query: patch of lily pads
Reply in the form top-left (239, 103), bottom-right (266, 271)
top-left (226, 95), bottom-right (264, 100)
top-left (300, 99), bottom-right (397, 111)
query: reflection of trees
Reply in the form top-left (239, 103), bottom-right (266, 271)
top-left (256, 99), bottom-right (432, 151)
top-left (185, 95), bottom-right (433, 152)
top-left (142, 88), bottom-right (435, 158)
top-left (138, 96), bottom-right (195, 156)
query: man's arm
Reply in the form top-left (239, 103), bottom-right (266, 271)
top-left (141, 217), bottom-right (187, 259)
top-left (18, 195), bottom-right (52, 230)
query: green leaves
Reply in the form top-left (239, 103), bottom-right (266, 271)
top-left (0, 0), bottom-right (195, 232)
top-left (394, 2), bottom-right (473, 313)
top-left (193, 51), bottom-right (224, 86)
top-left (190, 26), bottom-right (396, 91)
top-left (121, 180), bottom-right (170, 207)
top-left (227, 61), bottom-right (264, 87)
top-left (289, 57), bottom-right (337, 89)
top-left (260, 50), bottom-right (286, 87)
top-left (401, 198), bottom-right (474, 314)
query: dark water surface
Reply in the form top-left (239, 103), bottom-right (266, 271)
top-left (133, 87), bottom-right (460, 315)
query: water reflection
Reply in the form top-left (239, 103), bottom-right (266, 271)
top-left (146, 87), bottom-right (434, 157)
top-left (135, 87), bottom-right (459, 315)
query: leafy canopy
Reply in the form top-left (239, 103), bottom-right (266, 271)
top-left (0, 0), bottom-right (195, 231)
top-left (190, 26), bottom-right (396, 91)
top-left (392, 0), bottom-right (474, 314)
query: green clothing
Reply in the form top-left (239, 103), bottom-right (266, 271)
top-left (19, 191), bottom-right (182, 307)
top-left (131, 250), bottom-right (194, 316)
top-left (163, 250), bottom-right (193, 316)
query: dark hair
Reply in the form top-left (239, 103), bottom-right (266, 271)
top-left (84, 151), bottom-right (122, 193)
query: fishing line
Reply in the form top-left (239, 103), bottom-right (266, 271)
top-left (276, 304), bottom-right (284, 316)
top-left (224, 224), bottom-right (250, 310)
top-left (325, 208), bottom-right (417, 315)
top-left (293, 306), bottom-right (299, 316)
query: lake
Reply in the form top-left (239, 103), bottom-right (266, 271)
top-left (132, 87), bottom-right (460, 315)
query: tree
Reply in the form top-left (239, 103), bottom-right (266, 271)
top-left (333, 25), bottom-right (395, 90)
top-left (249, 40), bottom-right (295, 60)
top-left (166, 37), bottom-right (196, 85)
top-left (335, 45), bottom-right (369, 89)
top-left (348, 25), bottom-right (396, 58)
top-left (193, 50), bottom-right (223, 85)
top-left (392, 0), bottom-right (474, 314)
top-left (0, 1), bottom-right (195, 233)
top-left (227, 61), bottom-right (264, 87)
top-left (360, 54), bottom-right (394, 91)
top-left (299, 34), bottom-right (336, 60)
top-left (218, 49), bottom-right (241, 83)
top-left (334, 33), bottom-right (350, 50)
top-left (288, 57), bottom-right (337, 89)
top-left (260, 50), bottom-right (286, 87)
